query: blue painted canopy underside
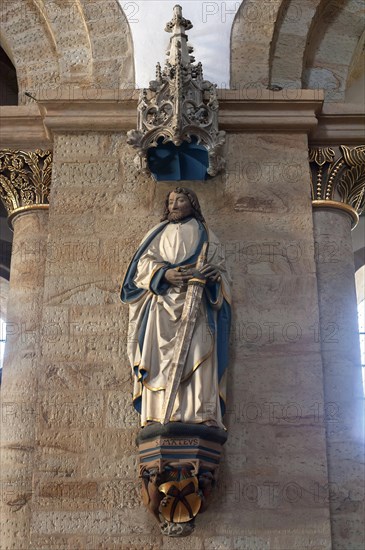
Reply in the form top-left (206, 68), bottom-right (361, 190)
top-left (147, 137), bottom-right (209, 181)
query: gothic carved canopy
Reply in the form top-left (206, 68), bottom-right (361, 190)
top-left (127, 5), bottom-right (226, 180)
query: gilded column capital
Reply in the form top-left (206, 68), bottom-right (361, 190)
top-left (309, 145), bottom-right (365, 228)
top-left (0, 149), bottom-right (52, 228)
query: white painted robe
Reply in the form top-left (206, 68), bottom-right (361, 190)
top-left (122, 218), bottom-right (231, 428)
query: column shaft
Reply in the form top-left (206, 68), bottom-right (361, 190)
top-left (0, 211), bottom-right (48, 550)
top-left (313, 208), bottom-right (364, 549)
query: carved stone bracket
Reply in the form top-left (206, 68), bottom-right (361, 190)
top-left (309, 145), bottom-right (365, 227)
top-left (137, 423), bottom-right (227, 536)
top-left (0, 149), bottom-right (52, 227)
top-left (127, 5), bottom-right (226, 178)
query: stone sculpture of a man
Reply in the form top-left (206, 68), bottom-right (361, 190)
top-left (121, 187), bottom-right (231, 428)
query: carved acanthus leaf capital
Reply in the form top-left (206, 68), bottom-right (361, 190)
top-left (309, 145), bottom-right (365, 225)
top-left (0, 149), bottom-right (52, 226)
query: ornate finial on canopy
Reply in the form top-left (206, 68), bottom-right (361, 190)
top-left (164, 4), bottom-right (193, 68)
top-left (127, 5), bottom-right (225, 179)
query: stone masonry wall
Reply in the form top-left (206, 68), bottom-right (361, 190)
top-left (25, 131), bottom-right (333, 549)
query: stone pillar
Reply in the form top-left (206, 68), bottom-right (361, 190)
top-left (28, 92), bottom-right (331, 548)
top-left (310, 146), bottom-right (365, 550)
top-left (0, 150), bottom-right (52, 549)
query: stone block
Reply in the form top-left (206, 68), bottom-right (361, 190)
top-left (30, 509), bottom-right (149, 536)
top-left (55, 134), bottom-right (102, 162)
top-left (106, 393), bottom-right (140, 429)
top-left (0, 512), bottom-right (30, 549)
top-left (29, 535), bottom-right (69, 549)
top-left (39, 392), bottom-right (104, 430)
top-left (233, 535), bottom-right (270, 548)
top-left (33, 453), bottom-right (81, 480)
top-left (162, 535), bottom-right (204, 549)
top-left (40, 362), bottom-right (131, 392)
top-left (204, 536), bottom-right (234, 550)
top-left (81, 453), bottom-right (139, 481)
top-left (35, 480), bottom-right (99, 511)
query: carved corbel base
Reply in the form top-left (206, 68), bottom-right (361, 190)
top-left (136, 423), bottom-right (227, 536)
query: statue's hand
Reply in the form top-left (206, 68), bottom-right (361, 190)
top-left (164, 268), bottom-right (194, 287)
top-left (199, 264), bottom-right (221, 282)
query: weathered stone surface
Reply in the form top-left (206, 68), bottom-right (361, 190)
top-left (0, 0), bottom-right (363, 546)
top-left (231, 0), bottom-right (283, 87)
top-left (313, 208), bottom-right (365, 549)
top-left (83, 452), bottom-right (139, 481)
top-left (161, 536), bottom-right (204, 549)
top-left (303, 1), bottom-right (364, 101)
top-left (30, 509), bottom-right (149, 536)
top-left (106, 393), bottom-right (140, 429)
top-left (0, 209), bottom-right (49, 549)
top-left (0, 0), bottom-right (134, 106)
top-left (39, 392), bottom-right (104, 430)
top-left (6, 130), bottom-right (330, 549)
top-left (39, 362), bottom-right (131, 392)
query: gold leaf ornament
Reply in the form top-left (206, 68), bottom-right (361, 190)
top-left (309, 147), bottom-right (336, 166)
top-left (0, 149), bottom-right (52, 220)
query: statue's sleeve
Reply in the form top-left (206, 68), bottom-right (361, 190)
top-left (134, 236), bottom-right (171, 295)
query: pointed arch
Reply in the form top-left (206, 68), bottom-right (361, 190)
top-left (269, 0), bottom-right (322, 88)
top-left (32, 0), bottom-right (93, 83)
top-left (345, 29), bottom-right (365, 103)
top-left (0, 0), bottom-right (135, 105)
top-left (230, 0), bottom-right (285, 88)
top-left (0, 0), bottom-right (60, 104)
top-left (79, 0), bottom-right (135, 88)
top-left (303, 0), bottom-right (365, 101)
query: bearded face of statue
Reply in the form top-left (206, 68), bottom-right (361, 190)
top-left (167, 191), bottom-right (194, 222)
top-left (161, 187), bottom-right (205, 223)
